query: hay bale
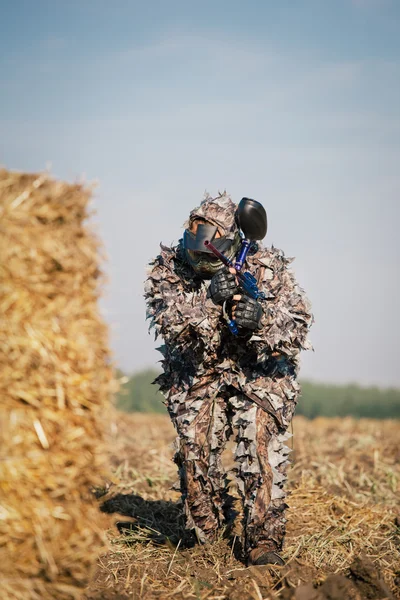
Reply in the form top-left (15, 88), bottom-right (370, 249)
top-left (0, 169), bottom-right (117, 599)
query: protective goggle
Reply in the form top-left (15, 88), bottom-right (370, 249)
top-left (183, 223), bottom-right (236, 254)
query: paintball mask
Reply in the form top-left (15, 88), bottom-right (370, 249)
top-left (183, 220), bottom-right (241, 277)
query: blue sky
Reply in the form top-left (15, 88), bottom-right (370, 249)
top-left (1, 0), bottom-right (399, 386)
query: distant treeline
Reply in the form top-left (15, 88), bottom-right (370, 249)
top-left (115, 369), bottom-right (400, 419)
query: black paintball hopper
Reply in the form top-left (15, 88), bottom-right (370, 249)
top-left (237, 198), bottom-right (267, 241)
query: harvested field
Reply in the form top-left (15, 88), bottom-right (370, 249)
top-left (85, 412), bottom-right (400, 599)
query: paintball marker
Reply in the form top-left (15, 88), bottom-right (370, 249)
top-left (204, 197), bottom-right (268, 335)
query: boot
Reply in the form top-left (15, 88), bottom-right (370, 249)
top-left (247, 546), bottom-right (285, 566)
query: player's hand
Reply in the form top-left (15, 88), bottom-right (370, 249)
top-left (232, 294), bottom-right (263, 331)
top-left (210, 269), bottom-right (239, 304)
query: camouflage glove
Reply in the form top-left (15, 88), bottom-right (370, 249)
top-left (234, 296), bottom-right (263, 331)
top-left (210, 269), bottom-right (238, 305)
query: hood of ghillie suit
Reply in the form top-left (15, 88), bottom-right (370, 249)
top-left (182, 192), bottom-right (242, 278)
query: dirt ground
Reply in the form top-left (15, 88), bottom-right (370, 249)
top-left (84, 412), bottom-right (400, 600)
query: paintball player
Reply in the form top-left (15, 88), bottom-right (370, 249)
top-left (144, 193), bottom-right (313, 566)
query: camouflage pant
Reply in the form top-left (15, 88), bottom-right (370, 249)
top-left (170, 386), bottom-right (292, 557)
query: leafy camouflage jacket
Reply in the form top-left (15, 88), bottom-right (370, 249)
top-left (145, 229), bottom-right (313, 431)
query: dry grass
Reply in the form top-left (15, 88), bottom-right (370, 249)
top-left (85, 412), bottom-right (400, 599)
top-left (0, 169), bottom-right (117, 599)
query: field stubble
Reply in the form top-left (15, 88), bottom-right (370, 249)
top-left (85, 412), bottom-right (400, 600)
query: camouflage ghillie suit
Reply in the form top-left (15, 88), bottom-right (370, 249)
top-left (145, 193), bottom-right (312, 562)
